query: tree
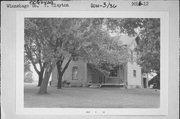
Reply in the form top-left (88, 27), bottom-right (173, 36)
top-left (137, 19), bottom-right (160, 74)
top-left (25, 18), bottom-right (59, 93)
top-left (105, 18), bottom-right (160, 74)
top-left (24, 60), bottom-right (33, 83)
top-left (49, 18), bottom-right (129, 89)
top-left (104, 18), bottom-right (161, 89)
top-left (25, 18), bottom-right (129, 93)
top-left (25, 18), bottom-right (50, 87)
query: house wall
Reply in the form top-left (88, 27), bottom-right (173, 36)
top-left (51, 60), bottom-right (142, 88)
top-left (126, 62), bottom-right (142, 88)
top-left (51, 59), bottom-right (87, 87)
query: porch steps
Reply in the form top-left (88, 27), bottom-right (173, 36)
top-left (100, 83), bottom-right (124, 88)
top-left (88, 83), bottom-right (124, 88)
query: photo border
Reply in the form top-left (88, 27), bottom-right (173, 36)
top-left (16, 11), bottom-right (169, 115)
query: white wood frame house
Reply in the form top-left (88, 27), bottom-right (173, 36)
top-left (51, 36), bottom-right (143, 88)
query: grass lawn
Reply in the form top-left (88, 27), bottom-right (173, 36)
top-left (24, 83), bottom-right (160, 108)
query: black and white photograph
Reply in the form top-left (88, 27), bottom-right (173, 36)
top-left (24, 17), bottom-right (160, 108)
top-left (2, 0), bottom-right (179, 118)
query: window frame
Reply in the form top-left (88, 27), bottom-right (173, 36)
top-left (133, 70), bottom-right (136, 77)
top-left (72, 66), bottom-right (78, 80)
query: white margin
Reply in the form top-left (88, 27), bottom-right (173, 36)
top-left (16, 11), bottom-right (169, 115)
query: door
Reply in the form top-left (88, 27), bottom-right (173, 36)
top-left (143, 78), bottom-right (147, 88)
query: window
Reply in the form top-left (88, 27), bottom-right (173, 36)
top-left (109, 66), bottom-right (119, 77)
top-left (72, 66), bottom-right (78, 80)
top-left (133, 70), bottom-right (136, 77)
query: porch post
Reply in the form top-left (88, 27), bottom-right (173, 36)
top-left (83, 62), bottom-right (87, 87)
top-left (124, 63), bottom-right (128, 87)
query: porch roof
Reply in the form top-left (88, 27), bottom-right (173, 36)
top-left (87, 63), bottom-right (109, 76)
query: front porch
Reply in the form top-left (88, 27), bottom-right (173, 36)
top-left (88, 78), bottom-right (125, 88)
top-left (100, 77), bottom-right (124, 87)
top-left (87, 63), bottom-right (126, 88)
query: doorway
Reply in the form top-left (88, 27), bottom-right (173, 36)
top-left (143, 78), bottom-right (147, 88)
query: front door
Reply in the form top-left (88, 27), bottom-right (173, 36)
top-left (143, 78), bottom-right (147, 88)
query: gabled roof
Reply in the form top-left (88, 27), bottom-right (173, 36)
top-left (119, 35), bottom-right (136, 46)
top-left (87, 63), bottom-right (109, 76)
top-left (118, 35), bottom-right (138, 50)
